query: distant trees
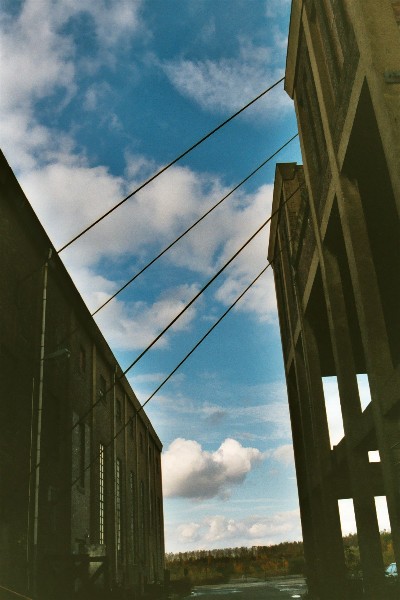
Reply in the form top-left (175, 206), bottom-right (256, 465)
top-left (165, 533), bottom-right (394, 585)
top-left (165, 540), bottom-right (305, 584)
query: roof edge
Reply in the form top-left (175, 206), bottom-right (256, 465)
top-left (285, 0), bottom-right (303, 99)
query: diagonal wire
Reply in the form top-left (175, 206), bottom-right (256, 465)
top-left (91, 133), bottom-right (298, 317)
top-left (56, 259), bottom-right (276, 503)
top-left (32, 183), bottom-right (303, 476)
top-left (57, 77), bottom-right (285, 253)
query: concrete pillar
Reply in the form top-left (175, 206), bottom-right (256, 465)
top-left (337, 174), bottom-right (400, 574)
top-left (320, 239), bottom-right (385, 598)
top-left (293, 323), bottom-right (347, 600)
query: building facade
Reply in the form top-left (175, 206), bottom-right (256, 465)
top-left (0, 151), bottom-right (165, 599)
top-left (268, 1), bottom-right (400, 599)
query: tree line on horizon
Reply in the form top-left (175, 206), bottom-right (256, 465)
top-left (165, 532), bottom-right (394, 585)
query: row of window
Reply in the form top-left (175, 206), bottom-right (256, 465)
top-left (97, 444), bottom-right (161, 558)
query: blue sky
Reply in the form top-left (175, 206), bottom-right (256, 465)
top-left (2, 0), bottom-right (379, 553)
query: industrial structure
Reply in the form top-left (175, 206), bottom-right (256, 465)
top-left (268, 1), bottom-right (400, 598)
top-left (0, 150), bottom-right (165, 598)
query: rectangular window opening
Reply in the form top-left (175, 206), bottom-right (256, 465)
top-left (99, 375), bottom-right (107, 403)
top-left (79, 422), bottom-right (86, 488)
top-left (322, 376), bottom-right (345, 448)
top-left (79, 345), bottom-right (86, 373)
top-left (99, 443), bottom-right (105, 545)
top-left (368, 450), bottom-right (381, 463)
top-left (375, 496), bottom-right (391, 533)
top-left (116, 398), bottom-right (122, 422)
top-left (116, 458), bottom-right (122, 553)
top-left (375, 496), bottom-right (394, 574)
top-left (140, 480), bottom-right (146, 559)
top-left (338, 499), bottom-right (361, 576)
top-left (130, 471), bottom-right (136, 563)
top-left (356, 373), bottom-right (371, 411)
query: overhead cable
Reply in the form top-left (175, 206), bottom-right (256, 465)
top-left (91, 133), bottom-right (298, 317)
top-left (56, 260), bottom-right (275, 503)
top-left (57, 77), bottom-right (285, 253)
top-left (32, 183), bottom-right (303, 475)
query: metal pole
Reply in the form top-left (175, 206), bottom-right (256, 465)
top-left (26, 376), bottom-right (35, 592)
top-left (32, 248), bottom-right (52, 597)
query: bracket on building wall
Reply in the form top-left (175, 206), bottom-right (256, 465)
top-left (384, 70), bottom-right (400, 83)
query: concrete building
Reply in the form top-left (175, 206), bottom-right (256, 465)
top-left (268, 1), bottom-right (400, 599)
top-left (0, 150), bottom-right (165, 599)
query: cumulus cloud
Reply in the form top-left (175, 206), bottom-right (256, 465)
top-left (0, 0), bottom-right (143, 171)
top-left (269, 444), bottom-right (294, 466)
top-left (17, 155), bottom-right (279, 349)
top-left (94, 283), bottom-right (201, 351)
top-left (161, 37), bottom-right (291, 118)
top-left (162, 438), bottom-right (265, 500)
top-left (0, 0), bottom-right (281, 356)
top-left (170, 510), bottom-right (302, 550)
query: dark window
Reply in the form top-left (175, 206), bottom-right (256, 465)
top-left (99, 375), bottom-right (106, 403)
top-left (79, 422), bottom-right (86, 488)
top-left (140, 480), bottom-right (146, 559)
top-left (99, 443), bottom-right (105, 544)
top-left (79, 346), bottom-right (86, 373)
top-left (130, 471), bottom-right (136, 562)
top-left (116, 458), bottom-right (122, 553)
top-left (116, 398), bottom-right (122, 422)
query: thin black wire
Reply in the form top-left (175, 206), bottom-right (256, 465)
top-left (141, 265), bottom-right (272, 411)
top-left (30, 141), bottom-right (298, 475)
top-left (91, 133), bottom-right (298, 317)
top-left (62, 230), bottom-right (293, 503)
top-left (32, 213), bottom-right (268, 475)
top-left (56, 260), bottom-right (275, 504)
top-left (54, 132), bottom-right (298, 350)
top-left (33, 183), bottom-right (303, 475)
top-left (57, 77), bottom-right (285, 254)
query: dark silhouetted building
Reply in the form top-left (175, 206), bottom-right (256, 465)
top-left (0, 150), bottom-right (165, 598)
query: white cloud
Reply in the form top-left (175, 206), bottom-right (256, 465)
top-left (270, 444), bottom-right (294, 466)
top-left (142, 382), bottom-right (292, 450)
top-left (17, 156), bottom-right (279, 348)
top-left (161, 37), bottom-right (291, 118)
top-left (169, 510), bottom-right (302, 550)
top-left (233, 400), bottom-right (292, 440)
top-left (0, 0), bottom-right (281, 357)
top-left (94, 283), bottom-right (201, 351)
top-left (265, 0), bottom-right (292, 19)
top-left (177, 522), bottom-right (201, 542)
top-left (0, 0), bottom-right (142, 171)
top-left (162, 438), bottom-right (265, 500)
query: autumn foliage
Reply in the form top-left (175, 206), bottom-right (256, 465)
top-left (165, 532), bottom-right (395, 585)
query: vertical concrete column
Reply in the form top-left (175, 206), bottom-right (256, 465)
top-left (296, 328), bottom-right (346, 600)
top-left (286, 371), bottom-right (320, 598)
top-left (338, 174), bottom-right (400, 572)
top-left (276, 218), bottom-right (347, 598)
top-left (320, 240), bottom-right (385, 598)
top-left (273, 220), bottom-right (325, 597)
